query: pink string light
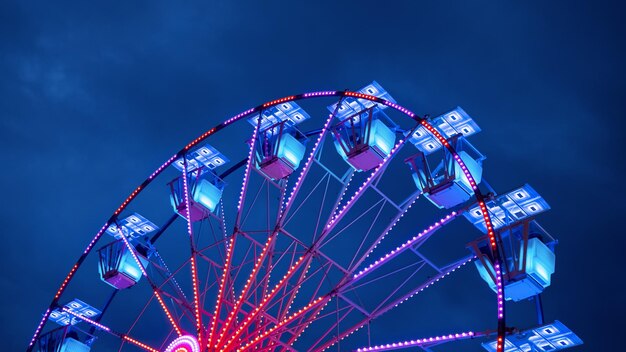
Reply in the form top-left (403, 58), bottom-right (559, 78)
top-left (354, 212), bottom-right (458, 280)
top-left (356, 331), bottom-right (475, 351)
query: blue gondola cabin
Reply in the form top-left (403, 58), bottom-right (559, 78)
top-left (406, 138), bottom-right (484, 209)
top-left (98, 240), bottom-right (150, 290)
top-left (475, 237), bottom-right (555, 301)
top-left (36, 326), bottom-right (92, 352)
top-left (332, 108), bottom-right (396, 172)
top-left (169, 145), bottom-right (229, 222)
top-left (169, 170), bottom-right (225, 222)
top-left (256, 123), bottom-right (306, 180)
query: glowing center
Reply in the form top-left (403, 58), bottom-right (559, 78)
top-left (163, 335), bottom-right (200, 352)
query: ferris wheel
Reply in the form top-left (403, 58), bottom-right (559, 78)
top-left (28, 82), bottom-right (583, 352)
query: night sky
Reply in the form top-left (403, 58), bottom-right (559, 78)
top-left (2, 1), bottom-right (625, 351)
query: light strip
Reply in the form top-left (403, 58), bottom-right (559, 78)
top-left (221, 255), bottom-right (308, 351)
top-left (353, 212), bottom-right (457, 280)
top-left (495, 261), bottom-right (505, 351)
top-left (154, 250), bottom-right (188, 300)
top-left (214, 234), bottom-right (275, 349)
top-left (344, 91), bottom-right (379, 101)
top-left (263, 95), bottom-right (296, 108)
top-left (318, 256), bottom-right (474, 352)
top-left (27, 309), bottom-right (50, 347)
top-left (153, 290), bottom-right (182, 337)
top-left (164, 335), bottom-right (201, 352)
top-left (83, 223), bottom-right (110, 254)
top-left (327, 138), bottom-right (406, 229)
top-left (123, 335), bottom-right (159, 352)
top-left (181, 159), bottom-right (202, 345)
top-left (224, 108), bottom-right (256, 126)
top-left (302, 91), bottom-right (336, 98)
top-left (149, 154), bottom-right (178, 180)
top-left (237, 119), bottom-right (260, 212)
top-left (184, 128), bottom-right (216, 151)
top-left (356, 331), bottom-right (475, 351)
top-left (116, 227), bottom-right (148, 277)
top-left (282, 112), bottom-right (336, 214)
top-left (478, 198), bottom-right (504, 345)
top-left (383, 100), bottom-right (416, 117)
top-left (278, 260), bottom-right (312, 321)
top-left (207, 236), bottom-right (235, 349)
top-left (190, 256), bottom-right (201, 343)
top-left (54, 264), bottom-right (78, 300)
top-left (421, 119), bottom-right (505, 352)
top-left (286, 299), bottom-right (328, 346)
top-left (62, 307), bottom-right (111, 332)
top-left (238, 296), bottom-right (329, 351)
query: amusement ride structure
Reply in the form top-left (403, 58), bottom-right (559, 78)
top-left (28, 82), bottom-right (582, 352)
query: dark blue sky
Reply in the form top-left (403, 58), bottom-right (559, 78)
top-left (1, 1), bottom-right (624, 351)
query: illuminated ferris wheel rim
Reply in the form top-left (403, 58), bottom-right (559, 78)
top-left (28, 89), bottom-right (508, 352)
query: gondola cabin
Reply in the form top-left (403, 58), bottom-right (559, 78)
top-left (256, 122), bottom-right (306, 180)
top-left (42, 301), bottom-right (100, 352)
top-left (193, 177), bottom-right (223, 212)
top-left (169, 145), bottom-right (229, 221)
top-left (467, 185), bottom-right (556, 302)
top-left (475, 238), bottom-right (556, 302)
top-left (327, 81), bottom-right (399, 172)
top-left (98, 240), bottom-right (150, 290)
top-left (248, 102), bottom-right (310, 180)
top-left (407, 107), bottom-right (483, 208)
top-left (474, 213), bottom-right (556, 302)
top-left (100, 214), bottom-right (157, 289)
top-left (170, 172), bottom-right (225, 221)
top-left (406, 138), bottom-right (484, 209)
top-left (332, 109), bottom-right (396, 172)
top-left (476, 236), bottom-right (556, 302)
top-left (36, 326), bottom-right (92, 352)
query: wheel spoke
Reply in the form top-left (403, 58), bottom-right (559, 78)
top-left (279, 98), bottom-right (345, 223)
top-left (181, 158), bottom-right (203, 344)
top-left (207, 236), bottom-right (236, 349)
top-left (214, 233), bottom-right (276, 349)
top-left (234, 116), bottom-right (261, 228)
top-left (311, 256), bottom-right (475, 352)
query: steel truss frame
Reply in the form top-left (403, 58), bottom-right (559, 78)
top-left (29, 91), bottom-right (509, 352)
